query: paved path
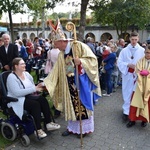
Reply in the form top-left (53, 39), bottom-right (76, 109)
top-left (5, 87), bottom-right (150, 150)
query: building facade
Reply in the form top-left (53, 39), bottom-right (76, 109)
top-left (14, 26), bottom-right (150, 43)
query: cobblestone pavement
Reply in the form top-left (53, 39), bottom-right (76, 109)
top-left (5, 87), bottom-right (150, 150)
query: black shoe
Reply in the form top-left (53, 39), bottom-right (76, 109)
top-left (126, 121), bottom-right (135, 128)
top-left (77, 134), bottom-right (86, 139)
top-left (122, 114), bottom-right (128, 122)
top-left (62, 130), bottom-right (71, 136)
top-left (141, 121), bottom-right (147, 127)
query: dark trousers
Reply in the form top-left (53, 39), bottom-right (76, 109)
top-left (100, 73), bottom-right (107, 91)
top-left (24, 96), bottom-right (51, 130)
top-left (105, 69), bottom-right (113, 94)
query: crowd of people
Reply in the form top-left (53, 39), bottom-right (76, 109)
top-left (0, 21), bottom-right (150, 141)
top-left (86, 32), bottom-right (150, 129)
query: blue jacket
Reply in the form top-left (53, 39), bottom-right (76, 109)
top-left (19, 46), bottom-right (28, 59)
top-left (103, 52), bottom-right (116, 70)
top-left (86, 42), bottom-right (96, 54)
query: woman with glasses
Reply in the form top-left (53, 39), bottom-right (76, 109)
top-left (6, 57), bottom-right (60, 138)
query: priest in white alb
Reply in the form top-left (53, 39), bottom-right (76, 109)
top-left (117, 32), bottom-right (145, 122)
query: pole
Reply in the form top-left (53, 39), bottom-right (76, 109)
top-left (66, 22), bottom-right (83, 147)
top-left (41, 7), bottom-right (45, 39)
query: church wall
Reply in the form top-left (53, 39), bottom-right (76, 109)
top-left (17, 27), bottom-right (149, 43)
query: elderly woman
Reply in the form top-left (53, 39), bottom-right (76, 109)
top-left (6, 57), bottom-right (60, 138)
top-left (102, 44), bottom-right (117, 97)
top-left (127, 45), bottom-right (150, 128)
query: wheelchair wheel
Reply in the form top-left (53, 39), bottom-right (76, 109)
top-left (1, 122), bottom-right (17, 141)
top-left (20, 134), bottom-right (30, 147)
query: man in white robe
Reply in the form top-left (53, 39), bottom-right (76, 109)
top-left (117, 32), bottom-right (145, 121)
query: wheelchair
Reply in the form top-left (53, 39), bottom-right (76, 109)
top-left (0, 71), bottom-right (52, 147)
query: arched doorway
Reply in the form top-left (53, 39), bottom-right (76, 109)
top-left (22, 33), bottom-right (27, 39)
top-left (100, 33), bottom-right (112, 42)
top-left (120, 33), bottom-right (130, 42)
top-left (85, 32), bottom-right (95, 41)
top-left (38, 33), bottom-right (42, 38)
top-left (30, 33), bottom-right (36, 42)
top-left (48, 33), bottom-right (51, 40)
top-left (72, 33), bottom-right (80, 40)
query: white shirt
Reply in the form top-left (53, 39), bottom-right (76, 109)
top-left (5, 46), bottom-right (8, 53)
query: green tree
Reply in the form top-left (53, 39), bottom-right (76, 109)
top-left (48, 12), bottom-right (80, 20)
top-left (25, 0), bottom-right (64, 21)
top-left (91, 0), bottom-right (150, 39)
top-left (0, 0), bottom-right (25, 42)
top-left (72, 11), bottom-right (80, 18)
top-left (26, 0), bottom-right (92, 41)
top-left (25, 0), bottom-right (64, 38)
top-left (25, 0), bottom-right (46, 20)
top-left (48, 12), bottom-right (70, 20)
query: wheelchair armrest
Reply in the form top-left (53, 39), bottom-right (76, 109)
top-left (4, 96), bottom-right (18, 103)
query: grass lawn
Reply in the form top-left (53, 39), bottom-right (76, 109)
top-left (0, 68), bottom-right (14, 149)
top-left (0, 70), bottom-right (53, 149)
top-left (0, 134), bottom-right (13, 150)
top-left (0, 112), bottom-right (14, 149)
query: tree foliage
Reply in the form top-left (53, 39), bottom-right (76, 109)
top-left (48, 12), bottom-right (80, 20)
top-left (0, 0), bottom-right (64, 41)
top-left (0, 0), bottom-right (25, 41)
top-left (91, 0), bottom-right (150, 38)
top-left (0, 0), bottom-right (25, 14)
top-left (25, 0), bottom-right (64, 20)
top-left (25, 0), bottom-right (64, 38)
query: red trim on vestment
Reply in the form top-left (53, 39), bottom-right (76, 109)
top-left (129, 92), bottom-right (150, 122)
top-left (128, 68), bottom-right (134, 73)
top-left (78, 62), bottom-right (82, 74)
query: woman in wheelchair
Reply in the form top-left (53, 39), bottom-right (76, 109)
top-left (6, 57), bottom-right (60, 138)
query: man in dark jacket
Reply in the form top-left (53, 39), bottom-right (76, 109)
top-left (0, 33), bottom-right (19, 71)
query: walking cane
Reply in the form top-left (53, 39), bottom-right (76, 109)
top-left (66, 22), bottom-right (83, 147)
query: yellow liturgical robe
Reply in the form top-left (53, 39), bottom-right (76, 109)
top-left (131, 57), bottom-right (150, 122)
top-left (44, 41), bottom-right (101, 121)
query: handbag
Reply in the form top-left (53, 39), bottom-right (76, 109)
top-left (13, 72), bottom-right (41, 100)
top-left (25, 92), bottom-right (41, 100)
